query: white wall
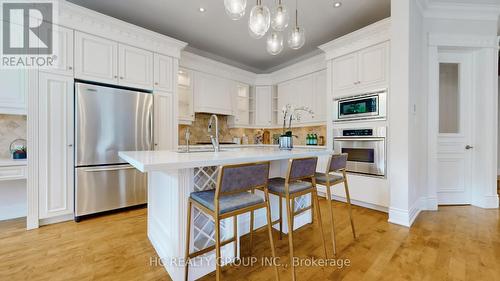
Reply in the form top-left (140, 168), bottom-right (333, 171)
top-left (0, 180), bottom-right (26, 220)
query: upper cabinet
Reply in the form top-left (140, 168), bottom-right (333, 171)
top-left (228, 83), bottom-right (250, 127)
top-left (48, 25), bottom-right (74, 76)
top-left (193, 71), bottom-right (232, 115)
top-left (332, 42), bottom-right (389, 95)
top-left (75, 32), bottom-right (156, 90)
top-left (154, 54), bottom-right (173, 92)
top-left (178, 68), bottom-right (194, 123)
top-left (254, 86), bottom-right (273, 127)
top-left (0, 69), bottom-right (28, 115)
top-left (277, 70), bottom-right (327, 126)
top-left (75, 32), bottom-right (118, 84)
top-left (118, 44), bottom-right (153, 89)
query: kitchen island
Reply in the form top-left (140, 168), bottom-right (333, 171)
top-left (119, 146), bottom-right (330, 281)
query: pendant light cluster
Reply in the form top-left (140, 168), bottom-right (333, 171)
top-left (224, 0), bottom-right (305, 55)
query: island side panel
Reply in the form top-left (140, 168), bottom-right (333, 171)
top-left (147, 168), bottom-right (236, 281)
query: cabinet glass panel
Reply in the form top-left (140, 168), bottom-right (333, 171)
top-left (438, 63), bottom-right (460, 134)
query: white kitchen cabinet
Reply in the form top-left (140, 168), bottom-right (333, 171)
top-left (313, 70), bottom-right (327, 122)
top-left (118, 44), bottom-right (154, 89)
top-left (0, 69), bottom-right (28, 115)
top-left (154, 54), bottom-right (173, 92)
top-left (294, 75), bottom-right (315, 123)
top-left (254, 86), bottom-right (273, 127)
top-left (154, 91), bottom-right (174, 150)
top-left (333, 42), bottom-right (389, 95)
top-left (75, 32), bottom-right (118, 85)
top-left (38, 72), bottom-right (74, 219)
top-left (178, 68), bottom-right (194, 123)
top-left (277, 80), bottom-right (294, 126)
top-left (228, 83), bottom-right (250, 127)
top-left (193, 71), bottom-right (232, 115)
top-left (47, 25), bottom-right (74, 76)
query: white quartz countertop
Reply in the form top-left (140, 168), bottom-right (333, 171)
top-left (119, 146), bottom-right (331, 172)
top-left (0, 159), bottom-right (27, 167)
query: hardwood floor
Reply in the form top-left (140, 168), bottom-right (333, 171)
top-left (1, 201), bottom-right (499, 281)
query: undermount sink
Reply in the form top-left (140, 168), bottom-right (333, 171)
top-left (176, 149), bottom-right (231, 153)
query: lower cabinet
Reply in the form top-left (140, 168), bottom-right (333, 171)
top-left (38, 72), bottom-right (74, 219)
top-left (154, 91), bottom-right (175, 150)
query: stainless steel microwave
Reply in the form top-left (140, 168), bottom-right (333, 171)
top-left (333, 90), bottom-right (387, 122)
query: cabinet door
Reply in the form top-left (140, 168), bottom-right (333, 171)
top-left (313, 70), bottom-right (327, 122)
top-left (358, 42), bottom-right (388, 89)
top-left (74, 32), bottom-right (118, 84)
top-left (0, 69), bottom-right (28, 115)
top-left (46, 25), bottom-right (74, 76)
top-left (38, 72), bottom-right (74, 219)
top-left (255, 86), bottom-right (272, 126)
top-left (332, 53), bottom-right (358, 93)
top-left (154, 54), bottom-right (173, 92)
top-left (154, 91), bottom-right (174, 150)
top-left (178, 68), bottom-right (194, 122)
top-left (277, 81), bottom-right (294, 126)
top-left (229, 83), bottom-right (250, 126)
top-left (118, 44), bottom-right (153, 89)
top-left (294, 75), bottom-right (315, 124)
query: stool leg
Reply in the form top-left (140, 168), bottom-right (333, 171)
top-left (285, 194), bottom-right (296, 281)
top-left (264, 189), bottom-right (280, 281)
top-left (215, 216), bottom-right (222, 281)
top-left (249, 210), bottom-right (254, 255)
top-left (184, 200), bottom-right (192, 281)
top-left (279, 195), bottom-right (283, 240)
top-left (312, 179), bottom-right (328, 259)
top-left (325, 182), bottom-right (337, 256)
top-left (343, 171), bottom-right (356, 239)
top-left (234, 215), bottom-right (238, 258)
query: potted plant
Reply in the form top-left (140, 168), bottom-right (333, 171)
top-left (10, 139), bottom-right (27, 160)
top-left (279, 104), bottom-right (314, 150)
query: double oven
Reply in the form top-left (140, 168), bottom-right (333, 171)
top-left (332, 90), bottom-right (387, 177)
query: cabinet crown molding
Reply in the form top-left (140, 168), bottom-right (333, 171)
top-left (58, 2), bottom-right (187, 58)
top-left (319, 18), bottom-right (391, 60)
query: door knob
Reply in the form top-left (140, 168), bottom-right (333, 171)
top-left (465, 145), bottom-right (473, 150)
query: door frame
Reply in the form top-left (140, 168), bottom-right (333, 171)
top-left (425, 33), bottom-right (500, 210)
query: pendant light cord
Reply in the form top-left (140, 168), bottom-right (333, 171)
top-left (295, 0), bottom-right (299, 27)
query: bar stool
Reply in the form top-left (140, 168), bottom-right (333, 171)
top-left (184, 161), bottom-right (280, 281)
top-left (314, 153), bottom-right (356, 256)
top-left (254, 157), bottom-right (327, 281)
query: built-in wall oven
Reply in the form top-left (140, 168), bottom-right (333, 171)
top-left (333, 127), bottom-right (386, 177)
top-left (333, 90), bottom-right (387, 122)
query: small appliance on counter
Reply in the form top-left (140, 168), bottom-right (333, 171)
top-left (9, 138), bottom-right (27, 159)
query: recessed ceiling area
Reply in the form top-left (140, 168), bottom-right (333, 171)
top-left (66, 0), bottom-right (391, 73)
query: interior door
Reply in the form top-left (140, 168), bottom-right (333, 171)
top-left (430, 51), bottom-right (473, 205)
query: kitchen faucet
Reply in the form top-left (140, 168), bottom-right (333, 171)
top-left (208, 114), bottom-right (220, 152)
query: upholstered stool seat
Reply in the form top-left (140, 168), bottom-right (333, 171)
top-left (190, 190), bottom-right (264, 214)
top-left (313, 173), bottom-right (343, 185)
top-left (268, 178), bottom-right (312, 194)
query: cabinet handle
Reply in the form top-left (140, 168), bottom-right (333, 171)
top-left (68, 144), bottom-right (73, 147)
top-left (114, 75), bottom-right (118, 79)
top-left (155, 82), bottom-right (159, 85)
top-left (68, 66), bottom-right (73, 70)
top-left (154, 143), bottom-right (158, 146)
top-left (120, 77), bottom-right (124, 79)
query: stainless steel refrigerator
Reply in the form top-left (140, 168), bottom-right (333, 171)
top-left (74, 82), bottom-right (153, 220)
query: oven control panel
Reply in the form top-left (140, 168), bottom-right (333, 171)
top-left (342, 129), bottom-right (373, 137)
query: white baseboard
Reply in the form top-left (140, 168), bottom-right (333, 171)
top-left (0, 203), bottom-right (26, 221)
top-left (388, 197), bottom-right (423, 228)
top-left (477, 194), bottom-right (500, 208)
top-left (420, 196), bottom-right (438, 211)
top-left (316, 185), bottom-right (388, 213)
top-left (39, 214), bottom-right (74, 226)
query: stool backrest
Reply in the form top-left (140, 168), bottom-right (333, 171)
top-left (216, 161), bottom-right (270, 196)
top-left (287, 157), bottom-right (318, 182)
top-left (328, 153), bottom-right (348, 173)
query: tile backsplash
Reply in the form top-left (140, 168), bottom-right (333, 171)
top-left (179, 113), bottom-right (326, 146)
top-left (0, 114), bottom-right (27, 159)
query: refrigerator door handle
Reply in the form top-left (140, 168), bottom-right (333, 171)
top-left (82, 165), bottom-right (136, 172)
top-left (149, 109), bottom-right (154, 150)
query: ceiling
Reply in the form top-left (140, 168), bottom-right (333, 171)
top-left (66, 0), bottom-right (391, 73)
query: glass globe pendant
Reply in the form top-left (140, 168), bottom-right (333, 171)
top-left (224, 0), bottom-right (247, 20)
top-left (287, 4), bottom-right (305, 49)
top-left (248, 0), bottom-right (271, 39)
top-left (271, 0), bottom-right (289, 31)
top-left (266, 31), bottom-right (284, 55)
